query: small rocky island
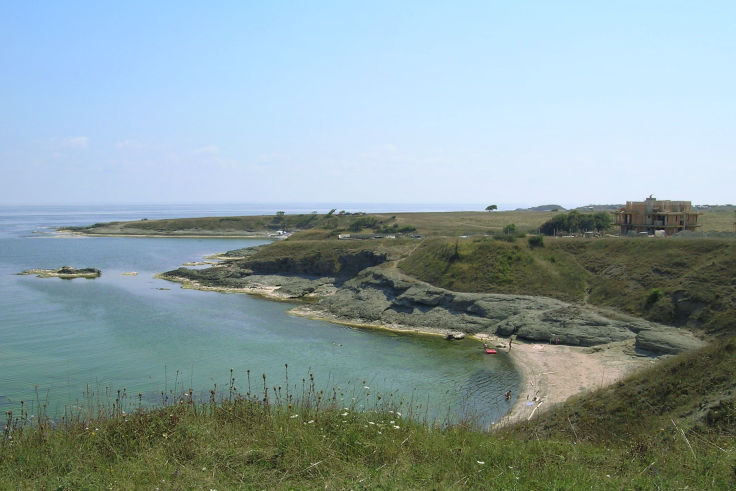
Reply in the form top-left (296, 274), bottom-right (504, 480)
top-left (19, 266), bottom-right (102, 279)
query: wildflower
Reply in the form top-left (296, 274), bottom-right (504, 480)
top-left (377, 431), bottom-right (382, 434)
top-left (290, 414), bottom-right (299, 419)
top-left (606, 475), bottom-right (611, 478)
top-left (368, 421), bottom-right (375, 425)
top-left (363, 386), bottom-right (370, 389)
top-left (307, 420), bottom-right (314, 424)
top-left (202, 467), bottom-right (207, 471)
top-left (341, 412), bottom-right (348, 416)
top-left (477, 461), bottom-right (485, 465)
top-left (396, 412), bottom-right (401, 417)
top-left (390, 420), bottom-right (395, 424)
top-left (393, 425), bottom-right (400, 429)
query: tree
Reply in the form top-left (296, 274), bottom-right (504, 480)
top-left (539, 214), bottom-right (568, 236)
top-left (503, 223), bottom-right (516, 235)
top-left (485, 204), bottom-right (498, 211)
top-left (593, 212), bottom-right (612, 232)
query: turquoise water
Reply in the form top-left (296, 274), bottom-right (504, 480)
top-left (0, 205), bottom-right (519, 426)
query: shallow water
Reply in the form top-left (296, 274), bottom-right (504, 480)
top-left (0, 204), bottom-right (519, 426)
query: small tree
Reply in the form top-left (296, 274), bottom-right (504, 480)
top-left (503, 223), bottom-right (516, 235)
top-left (485, 204), bottom-right (498, 211)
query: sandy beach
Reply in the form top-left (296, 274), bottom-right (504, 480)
top-left (482, 335), bottom-right (657, 424)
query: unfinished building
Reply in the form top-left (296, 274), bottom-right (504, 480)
top-left (614, 196), bottom-right (700, 236)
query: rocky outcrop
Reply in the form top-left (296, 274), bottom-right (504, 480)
top-left (161, 250), bottom-right (387, 289)
top-left (19, 266), bottom-right (101, 279)
top-left (314, 268), bottom-right (704, 354)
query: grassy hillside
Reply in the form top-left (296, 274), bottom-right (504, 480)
top-left (399, 237), bottom-right (588, 302)
top-left (399, 237), bottom-right (736, 336)
top-left (2, 339), bottom-right (734, 488)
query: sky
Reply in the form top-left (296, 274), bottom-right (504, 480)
top-left (1, 1), bottom-right (734, 208)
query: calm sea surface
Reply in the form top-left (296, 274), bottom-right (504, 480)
top-left (0, 204), bottom-right (519, 426)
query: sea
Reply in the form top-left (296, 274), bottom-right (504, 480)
top-left (0, 203), bottom-right (519, 426)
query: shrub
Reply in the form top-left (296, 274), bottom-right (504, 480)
top-left (646, 288), bottom-right (664, 305)
top-left (528, 235), bottom-right (544, 248)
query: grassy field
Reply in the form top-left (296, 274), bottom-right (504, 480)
top-left (2, 339), bottom-right (734, 488)
top-left (67, 206), bottom-right (735, 240)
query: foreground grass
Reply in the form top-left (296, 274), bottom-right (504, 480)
top-left (3, 401), bottom-right (733, 488)
top-left (3, 340), bottom-right (736, 488)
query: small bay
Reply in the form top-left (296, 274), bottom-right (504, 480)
top-left (0, 204), bottom-right (519, 426)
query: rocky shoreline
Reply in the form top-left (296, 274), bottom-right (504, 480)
top-left (160, 261), bottom-right (704, 356)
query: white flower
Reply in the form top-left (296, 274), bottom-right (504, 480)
top-left (341, 412), bottom-right (348, 416)
top-left (477, 461), bottom-right (485, 465)
top-left (396, 412), bottom-right (401, 416)
top-left (390, 420), bottom-right (395, 424)
top-left (307, 420), bottom-right (314, 424)
top-left (290, 414), bottom-right (299, 419)
top-left (393, 425), bottom-right (400, 429)
top-left (363, 386), bottom-right (370, 389)
top-left (368, 421), bottom-right (375, 425)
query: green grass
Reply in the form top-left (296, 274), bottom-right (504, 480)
top-left (3, 340), bottom-right (735, 488)
top-left (399, 237), bottom-right (736, 336)
top-left (399, 237), bottom-right (588, 302)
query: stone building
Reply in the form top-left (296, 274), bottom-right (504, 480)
top-left (614, 196), bottom-right (700, 236)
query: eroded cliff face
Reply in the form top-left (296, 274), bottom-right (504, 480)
top-left (162, 252), bottom-right (704, 355)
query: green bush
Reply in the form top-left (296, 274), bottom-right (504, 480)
top-left (528, 235), bottom-right (544, 248)
top-left (646, 288), bottom-right (664, 305)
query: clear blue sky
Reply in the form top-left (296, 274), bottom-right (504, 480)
top-left (1, 1), bottom-right (734, 207)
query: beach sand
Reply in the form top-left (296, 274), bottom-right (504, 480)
top-left (481, 335), bottom-right (657, 425)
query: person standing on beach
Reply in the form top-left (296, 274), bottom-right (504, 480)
top-left (508, 336), bottom-right (512, 352)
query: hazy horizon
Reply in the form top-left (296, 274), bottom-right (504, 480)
top-left (2, 1), bottom-right (733, 205)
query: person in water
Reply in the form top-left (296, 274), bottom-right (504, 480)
top-left (505, 390), bottom-right (512, 401)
